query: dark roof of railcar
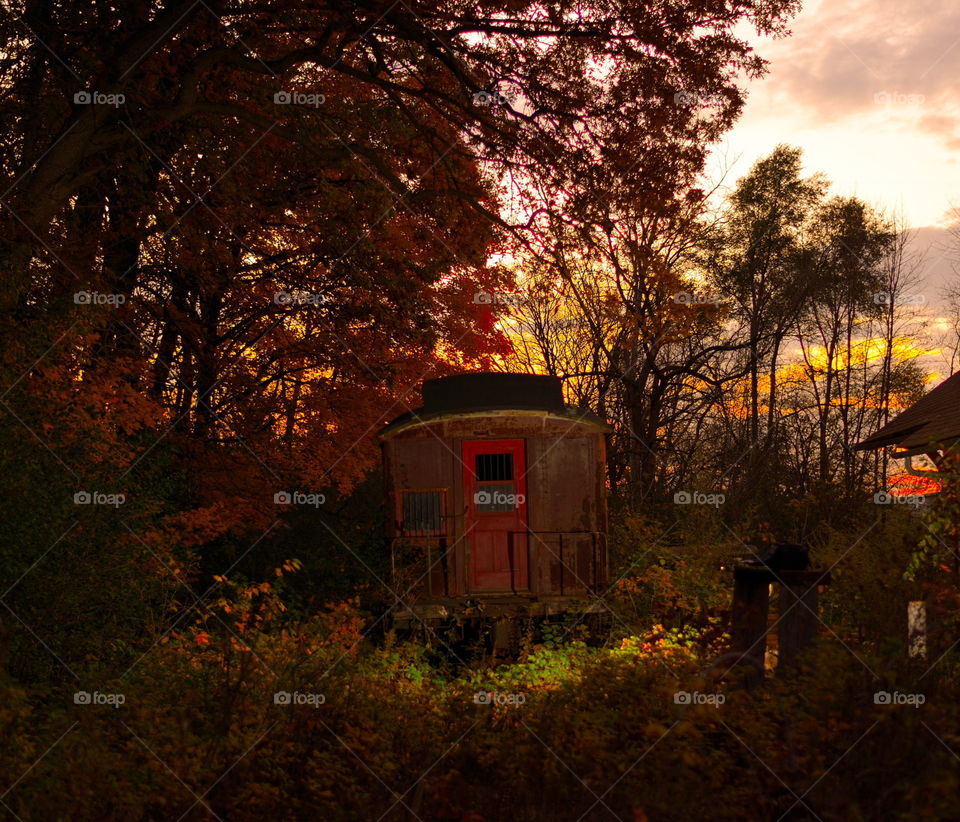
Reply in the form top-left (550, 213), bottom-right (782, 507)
top-left (378, 373), bottom-right (610, 437)
top-left (855, 370), bottom-right (960, 454)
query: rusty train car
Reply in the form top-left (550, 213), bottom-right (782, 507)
top-left (378, 372), bottom-right (610, 627)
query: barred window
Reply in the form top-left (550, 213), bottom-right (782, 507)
top-left (401, 490), bottom-right (444, 535)
top-left (475, 452), bottom-right (513, 481)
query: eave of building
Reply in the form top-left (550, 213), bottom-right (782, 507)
top-left (855, 371), bottom-right (960, 453)
top-left (889, 439), bottom-right (960, 459)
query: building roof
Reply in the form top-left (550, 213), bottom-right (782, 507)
top-left (378, 372), bottom-right (611, 438)
top-left (855, 370), bottom-right (960, 455)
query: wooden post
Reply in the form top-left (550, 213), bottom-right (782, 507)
top-left (732, 567), bottom-right (773, 686)
top-left (492, 618), bottom-right (512, 654)
top-left (908, 601), bottom-right (927, 659)
top-left (778, 571), bottom-right (826, 666)
top-left (731, 567), bottom-right (831, 682)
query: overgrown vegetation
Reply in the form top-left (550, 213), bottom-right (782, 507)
top-left (3, 491), bottom-right (958, 820)
top-left (2, 1), bottom-right (959, 819)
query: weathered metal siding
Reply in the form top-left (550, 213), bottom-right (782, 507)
top-left (387, 411), bottom-right (600, 441)
top-left (388, 436), bottom-right (451, 488)
top-left (382, 410), bottom-right (608, 603)
top-left (524, 433), bottom-right (606, 595)
top-left (526, 434), bottom-right (597, 532)
top-left (383, 435), bottom-right (461, 597)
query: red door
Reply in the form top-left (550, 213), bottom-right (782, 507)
top-left (463, 439), bottom-right (528, 592)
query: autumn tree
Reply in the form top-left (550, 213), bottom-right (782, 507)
top-left (0, 0), bottom-right (804, 543)
top-left (501, 187), bottom-right (755, 499)
top-left (703, 146), bottom-right (824, 467)
top-left (0, 0), bottom-right (810, 687)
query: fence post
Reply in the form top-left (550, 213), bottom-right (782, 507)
top-left (778, 571), bottom-right (828, 666)
top-left (731, 567), bottom-right (773, 686)
top-left (908, 600), bottom-right (927, 659)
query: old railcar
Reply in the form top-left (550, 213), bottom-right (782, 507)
top-left (379, 372), bottom-right (610, 627)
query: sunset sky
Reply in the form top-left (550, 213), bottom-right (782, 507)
top-left (711, 0), bottom-right (960, 304)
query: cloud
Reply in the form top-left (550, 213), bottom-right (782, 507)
top-left (751, 0), bottom-right (960, 143)
top-left (910, 224), bottom-right (956, 292)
